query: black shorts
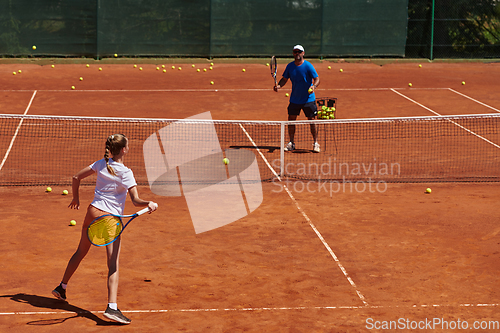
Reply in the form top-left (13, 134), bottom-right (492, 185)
top-left (287, 101), bottom-right (317, 118)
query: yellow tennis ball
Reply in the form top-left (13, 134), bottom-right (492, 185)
top-left (408, 83), bottom-right (412, 87)
top-left (197, 69), bottom-right (200, 72)
top-left (70, 220), bottom-right (76, 226)
top-left (266, 63), bottom-right (269, 66)
top-left (12, 72), bottom-right (16, 75)
top-left (242, 68), bottom-right (246, 72)
top-left (285, 93), bottom-right (289, 97)
top-left (114, 53), bottom-right (118, 57)
top-left (203, 68), bottom-right (207, 72)
top-left (209, 66), bottom-right (213, 70)
top-left (133, 64), bottom-right (137, 68)
top-left (210, 62), bottom-right (214, 66)
top-left (163, 69), bottom-right (166, 73)
top-left (419, 64), bottom-right (422, 68)
top-left (223, 158), bottom-right (229, 165)
top-left (51, 65), bottom-right (55, 68)
top-left (210, 81), bottom-right (214, 85)
top-left (161, 65), bottom-right (165, 68)
top-left (308, 88), bottom-right (313, 93)
top-left (192, 64), bottom-right (195, 68)
top-left (86, 64), bottom-right (90, 68)
top-left (139, 67), bottom-right (143, 71)
top-left (328, 66), bottom-right (331, 69)
top-left (339, 68), bottom-right (343, 72)
top-left (178, 67), bottom-right (182, 70)
top-left (156, 67), bottom-right (160, 70)
top-left (99, 67), bottom-right (102, 71)
top-left (172, 66), bottom-right (175, 69)
top-left (62, 190), bottom-right (69, 195)
top-left (71, 86), bottom-right (75, 90)
top-left (462, 81), bottom-right (466, 85)
top-left (79, 77), bottom-right (83, 81)
top-left (425, 188), bottom-right (432, 194)
top-left (32, 45), bottom-right (36, 50)
top-left (46, 187), bottom-right (52, 192)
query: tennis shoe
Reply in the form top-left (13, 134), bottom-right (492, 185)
top-left (313, 142), bottom-right (321, 153)
top-left (284, 142), bottom-right (295, 152)
top-left (104, 306), bottom-right (131, 324)
top-left (52, 285), bottom-right (67, 301)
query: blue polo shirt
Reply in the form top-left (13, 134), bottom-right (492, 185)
top-left (282, 60), bottom-right (318, 104)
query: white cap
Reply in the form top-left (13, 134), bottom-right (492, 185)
top-left (293, 45), bottom-right (304, 52)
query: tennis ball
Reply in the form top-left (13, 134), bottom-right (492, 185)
top-left (156, 67), bottom-right (160, 71)
top-left (266, 63), bottom-right (269, 66)
top-left (223, 158), bottom-right (229, 165)
top-left (70, 220), bottom-right (76, 226)
top-left (339, 69), bottom-right (343, 72)
top-left (51, 65), bottom-right (55, 68)
top-left (408, 83), bottom-right (412, 87)
top-left (209, 66), bottom-right (213, 70)
top-left (161, 65), bottom-right (165, 68)
top-left (308, 88), bottom-right (313, 93)
top-left (285, 93), bottom-right (289, 97)
top-left (192, 64), bottom-right (195, 68)
top-left (71, 86), bottom-right (75, 90)
top-left (425, 188), bottom-right (432, 194)
top-left (139, 67), bottom-right (143, 71)
top-left (18, 70), bottom-right (22, 73)
top-left (99, 67), bottom-right (102, 71)
top-left (62, 190), bottom-right (68, 195)
top-left (328, 66), bottom-right (331, 69)
top-left (86, 64), bottom-right (90, 68)
top-left (79, 77), bottom-right (83, 81)
top-left (203, 68), bottom-right (207, 72)
top-left (210, 81), bottom-right (214, 85)
top-left (172, 66), bottom-right (175, 69)
top-left (242, 68), bottom-right (246, 72)
top-left (210, 62), bottom-right (214, 66)
top-left (163, 69), bottom-right (166, 73)
top-left (178, 67), bottom-right (182, 70)
top-left (197, 69), bottom-right (200, 72)
top-left (32, 45), bottom-right (36, 50)
top-left (114, 53), bottom-right (118, 57)
top-left (12, 72), bottom-right (16, 75)
top-left (462, 81), bottom-right (466, 85)
top-left (46, 187), bottom-right (52, 192)
top-left (419, 64), bottom-right (422, 68)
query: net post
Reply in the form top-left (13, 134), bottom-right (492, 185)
top-left (280, 122), bottom-right (285, 177)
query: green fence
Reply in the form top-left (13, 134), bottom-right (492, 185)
top-left (1, 0), bottom-right (499, 59)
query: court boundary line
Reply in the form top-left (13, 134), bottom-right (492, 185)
top-left (0, 90), bottom-right (37, 172)
top-left (238, 123), bottom-right (368, 307)
top-left (2, 302), bottom-right (499, 316)
top-left (448, 88), bottom-right (500, 113)
top-left (391, 89), bottom-right (500, 149)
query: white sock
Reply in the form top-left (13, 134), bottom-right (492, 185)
top-left (61, 283), bottom-right (67, 290)
top-left (108, 303), bottom-right (118, 310)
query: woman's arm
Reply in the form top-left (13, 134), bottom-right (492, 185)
top-left (68, 166), bottom-right (95, 210)
top-left (128, 186), bottom-right (158, 212)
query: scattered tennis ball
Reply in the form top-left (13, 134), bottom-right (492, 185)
top-left (223, 158), bottom-right (229, 165)
top-left (210, 81), bottom-right (214, 85)
top-left (339, 68), bottom-right (343, 72)
top-left (425, 188), bottom-right (432, 194)
top-left (178, 67), bottom-right (182, 70)
top-left (462, 81), bottom-right (466, 85)
top-left (71, 86), bottom-right (75, 90)
top-left (62, 190), bottom-right (69, 195)
top-left (156, 67), bottom-right (160, 71)
top-left (114, 53), bottom-right (118, 57)
top-left (79, 77), bottom-right (83, 81)
top-left (192, 64), bottom-right (195, 68)
top-left (209, 66), bottom-right (213, 70)
top-left (133, 64), bottom-right (137, 68)
top-left (12, 72), bottom-right (16, 75)
top-left (32, 45), bottom-right (36, 50)
top-left (197, 69), bottom-right (201, 72)
top-left (70, 220), bottom-right (76, 226)
top-left (203, 68), bottom-right (207, 72)
top-left (419, 64), bottom-right (422, 68)
top-left (98, 67), bottom-right (102, 71)
top-left (328, 66), bottom-right (331, 69)
top-left (86, 64), bottom-right (90, 68)
top-left (18, 70), bottom-right (22, 73)
top-left (408, 83), bottom-right (412, 87)
top-left (139, 67), bottom-right (143, 71)
top-left (266, 63), bottom-right (269, 66)
top-left (161, 65), bottom-right (165, 68)
top-left (242, 68), bottom-right (246, 72)
top-left (46, 187), bottom-right (52, 192)
top-left (51, 65), bottom-right (55, 68)
top-left (163, 69), bottom-right (166, 73)
top-left (210, 62), bottom-right (214, 66)
top-left (285, 93), bottom-right (289, 97)
top-left (172, 66), bottom-right (175, 69)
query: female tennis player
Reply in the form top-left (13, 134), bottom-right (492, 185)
top-left (52, 133), bottom-right (158, 324)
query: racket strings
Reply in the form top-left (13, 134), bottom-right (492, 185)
top-left (87, 216), bottom-right (122, 246)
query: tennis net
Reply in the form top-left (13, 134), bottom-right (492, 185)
top-left (0, 113), bottom-right (499, 186)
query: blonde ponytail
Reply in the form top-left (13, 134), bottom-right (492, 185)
top-left (104, 134), bottom-right (127, 176)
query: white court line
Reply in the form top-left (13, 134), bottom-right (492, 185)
top-left (0, 90), bottom-right (37, 171)
top-left (2, 302), bottom-right (499, 316)
top-left (391, 89), bottom-right (500, 149)
top-left (238, 124), bottom-right (368, 307)
top-left (448, 88), bottom-right (500, 113)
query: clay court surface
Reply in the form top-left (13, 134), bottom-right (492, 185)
top-left (1, 60), bottom-right (500, 332)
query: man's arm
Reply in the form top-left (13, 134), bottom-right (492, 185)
top-left (274, 77), bottom-right (288, 92)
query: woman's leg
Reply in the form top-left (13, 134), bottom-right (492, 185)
top-left (106, 236), bottom-right (121, 303)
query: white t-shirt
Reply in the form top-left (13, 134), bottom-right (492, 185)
top-left (90, 158), bottom-right (137, 215)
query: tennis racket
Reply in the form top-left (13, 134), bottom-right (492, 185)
top-left (87, 207), bottom-right (150, 246)
top-left (270, 56), bottom-right (277, 87)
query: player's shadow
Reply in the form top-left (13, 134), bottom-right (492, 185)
top-left (229, 145), bottom-right (279, 153)
top-left (0, 293), bottom-right (120, 326)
